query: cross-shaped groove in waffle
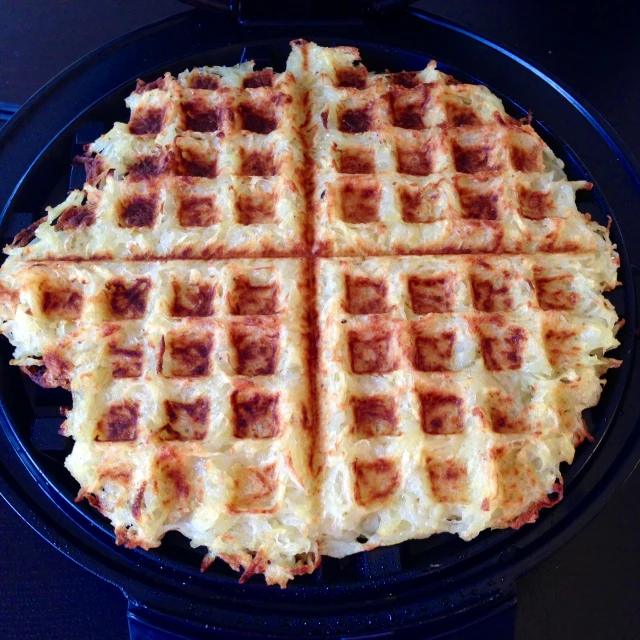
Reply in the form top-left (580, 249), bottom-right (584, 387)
top-left (0, 41), bottom-right (621, 587)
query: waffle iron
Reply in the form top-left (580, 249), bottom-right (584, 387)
top-left (1, 3), bottom-right (640, 638)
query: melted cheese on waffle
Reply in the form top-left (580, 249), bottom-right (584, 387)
top-left (0, 41), bottom-right (620, 586)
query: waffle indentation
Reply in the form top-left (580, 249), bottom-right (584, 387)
top-left (345, 276), bottom-right (388, 314)
top-left (413, 326), bottom-right (457, 372)
top-left (337, 147), bottom-right (375, 174)
top-left (420, 391), bottom-right (463, 435)
top-left (445, 100), bottom-right (481, 127)
top-left (339, 178), bottom-right (381, 223)
top-left (456, 177), bottom-right (501, 220)
top-left (238, 101), bottom-right (279, 134)
top-left (171, 280), bottom-right (214, 317)
top-left (230, 276), bottom-right (278, 316)
top-left (409, 275), bottom-right (455, 314)
top-left (349, 328), bottom-right (397, 374)
top-left (390, 85), bottom-right (429, 130)
top-left (230, 321), bottom-right (279, 376)
top-left (232, 386), bottom-right (281, 439)
top-left (336, 66), bottom-right (368, 90)
top-left (243, 69), bottom-right (274, 88)
top-left (184, 101), bottom-right (222, 133)
top-left (153, 448), bottom-right (192, 510)
top-left (428, 458), bottom-right (469, 503)
top-left (56, 205), bottom-right (96, 231)
top-left (486, 391), bottom-right (530, 434)
top-left (229, 463), bottom-right (279, 513)
top-left (544, 326), bottom-right (581, 369)
top-left (493, 445), bottom-right (540, 511)
top-left (478, 322), bottom-right (527, 371)
top-left (517, 185), bottom-right (555, 220)
top-left (106, 278), bottom-right (151, 320)
top-left (161, 398), bottom-right (210, 440)
top-left (240, 149), bottom-right (277, 177)
top-left (471, 270), bottom-right (514, 312)
top-left (129, 107), bottom-right (165, 135)
top-left (175, 136), bottom-right (218, 178)
top-left (186, 73), bottom-right (219, 90)
top-left (452, 135), bottom-right (502, 174)
top-left (95, 400), bottom-right (139, 441)
top-left (509, 131), bottom-right (543, 173)
top-left (119, 194), bottom-right (158, 228)
top-left (353, 458), bottom-right (400, 507)
top-left (535, 275), bottom-right (578, 311)
top-left (40, 282), bottom-right (83, 320)
top-left (128, 154), bottom-right (168, 181)
top-left (178, 195), bottom-right (218, 228)
top-left (389, 71), bottom-right (421, 88)
top-left (398, 182), bottom-right (450, 223)
top-left (339, 107), bottom-right (372, 133)
top-left (396, 142), bottom-right (433, 176)
top-left (351, 396), bottom-right (398, 438)
top-left (236, 189), bottom-right (277, 225)
top-left (164, 330), bottom-right (213, 377)
top-left (109, 344), bottom-right (144, 378)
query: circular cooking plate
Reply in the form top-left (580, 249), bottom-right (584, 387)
top-left (1, 8), bottom-right (639, 637)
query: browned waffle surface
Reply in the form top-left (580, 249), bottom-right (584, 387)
top-left (0, 41), bottom-right (621, 586)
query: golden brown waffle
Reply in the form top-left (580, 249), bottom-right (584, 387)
top-left (0, 40), bottom-right (621, 586)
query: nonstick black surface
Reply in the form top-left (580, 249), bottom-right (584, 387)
top-left (0, 2), bottom-right (639, 639)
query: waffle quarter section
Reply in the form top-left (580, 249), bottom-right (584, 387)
top-left (292, 41), bottom-right (608, 257)
top-left (7, 63), bottom-right (308, 260)
top-left (0, 257), bottom-right (317, 586)
top-left (315, 254), bottom-right (619, 556)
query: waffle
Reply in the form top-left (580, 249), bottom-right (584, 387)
top-left (0, 40), bottom-right (621, 586)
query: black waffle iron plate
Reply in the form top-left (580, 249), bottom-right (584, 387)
top-left (1, 5), bottom-right (640, 639)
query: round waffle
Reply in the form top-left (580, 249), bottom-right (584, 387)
top-left (0, 40), bottom-right (621, 587)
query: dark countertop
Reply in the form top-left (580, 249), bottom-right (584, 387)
top-left (0, 1), bottom-right (639, 639)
